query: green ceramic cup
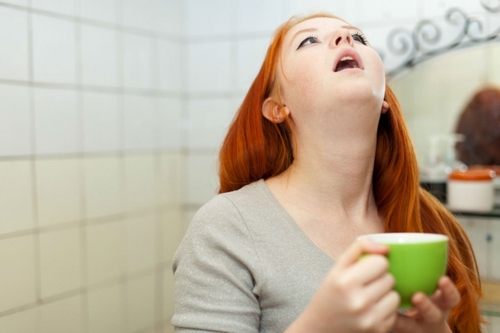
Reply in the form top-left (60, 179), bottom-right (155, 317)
top-left (359, 233), bottom-right (449, 309)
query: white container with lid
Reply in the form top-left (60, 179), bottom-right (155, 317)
top-left (447, 169), bottom-right (496, 213)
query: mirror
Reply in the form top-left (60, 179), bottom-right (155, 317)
top-left (389, 42), bottom-right (500, 167)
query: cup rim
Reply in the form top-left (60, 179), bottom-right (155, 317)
top-left (358, 232), bottom-right (448, 244)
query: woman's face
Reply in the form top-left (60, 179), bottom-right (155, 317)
top-left (277, 17), bottom-right (386, 128)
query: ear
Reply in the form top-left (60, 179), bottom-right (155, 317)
top-left (381, 100), bottom-right (389, 114)
top-left (262, 98), bottom-right (290, 123)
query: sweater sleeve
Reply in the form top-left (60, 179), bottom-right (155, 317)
top-left (171, 195), bottom-right (262, 333)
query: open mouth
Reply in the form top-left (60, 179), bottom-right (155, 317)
top-left (334, 56), bottom-right (360, 72)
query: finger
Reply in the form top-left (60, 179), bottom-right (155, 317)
top-left (343, 255), bottom-right (389, 285)
top-left (334, 237), bottom-right (389, 271)
top-left (368, 290), bottom-right (400, 330)
top-left (393, 312), bottom-right (417, 333)
top-left (435, 276), bottom-right (461, 310)
top-left (411, 292), bottom-right (443, 323)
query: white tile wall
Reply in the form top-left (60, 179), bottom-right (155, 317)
top-left (236, 0), bottom-right (285, 34)
top-left (88, 285), bottom-right (123, 333)
top-left (235, 38), bottom-right (269, 92)
top-left (187, 41), bottom-right (232, 93)
top-left (123, 95), bottom-right (158, 150)
top-left (423, 0), bottom-right (485, 18)
top-left (187, 98), bottom-right (234, 149)
top-left (126, 274), bottom-right (155, 333)
top-left (0, 308), bottom-right (37, 333)
top-left (0, 7), bottom-right (29, 81)
top-left (164, 209), bottom-right (183, 262)
top-left (124, 154), bottom-right (157, 212)
top-left (1, 0), bottom-right (28, 6)
top-left (122, 33), bottom-right (152, 90)
top-left (186, 153), bottom-right (219, 204)
top-left (38, 296), bottom-right (82, 333)
top-left (122, 0), bottom-right (157, 32)
top-left (159, 153), bottom-right (183, 206)
top-left (39, 228), bottom-right (82, 298)
top-left (0, 235), bottom-right (36, 312)
top-left (86, 221), bottom-right (125, 285)
top-left (34, 88), bottom-right (80, 155)
top-left (32, 0), bottom-right (76, 16)
top-left (159, 98), bottom-right (182, 149)
top-left (126, 215), bottom-right (156, 274)
top-left (32, 14), bottom-right (76, 84)
top-left (83, 156), bottom-right (123, 219)
top-left (157, 0), bottom-right (184, 35)
top-left (80, 0), bottom-right (117, 24)
top-left (0, 160), bottom-right (34, 235)
top-left (158, 41), bottom-right (182, 92)
top-left (185, 0), bottom-right (235, 37)
top-left (35, 158), bottom-right (82, 226)
top-left (81, 24), bottom-right (118, 87)
top-left (0, 84), bottom-right (31, 157)
top-left (82, 91), bottom-right (120, 152)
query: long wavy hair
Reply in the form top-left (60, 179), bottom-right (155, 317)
top-left (218, 13), bottom-right (483, 332)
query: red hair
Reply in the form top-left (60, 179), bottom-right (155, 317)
top-left (218, 14), bottom-right (483, 332)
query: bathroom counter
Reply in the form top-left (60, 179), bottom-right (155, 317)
top-left (481, 281), bottom-right (500, 317)
top-left (449, 205), bottom-right (500, 219)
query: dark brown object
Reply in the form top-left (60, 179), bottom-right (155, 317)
top-left (455, 87), bottom-right (500, 166)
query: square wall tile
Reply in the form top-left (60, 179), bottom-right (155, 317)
top-left (81, 24), bottom-right (118, 87)
top-left (187, 41), bottom-right (232, 93)
top-left (88, 285), bottom-right (123, 333)
top-left (34, 88), bottom-right (79, 155)
top-left (0, 235), bottom-right (36, 312)
top-left (163, 209), bottom-right (183, 262)
top-left (83, 156), bottom-right (123, 219)
top-left (123, 33), bottom-right (152, 90)
top-left (39, 228), bottom-right (82, 298)
top-left (82, 92), bottom-right (120, 152)
top-left (159, 98), bottom-right (182, 149)
top-left (32, 0), bottom-right (76, 16)
top-left (159, 153), bottom-right (183, 206)
top-left (86, 221), bottom-right (124, 285)
top-left (32, 14), bottom-right (76, 84)
top-left (36, 158), bottom-right (82, 227)
top-left (0, 308), bottom-right (36, 333)
top-left (155, 0), bottom-right (183, 35)
top-left (80, 0), bottom-right (117, 24)
top-left (124, 95), bottom-right (158, 150)
top-left (236, 0), bottom-right (284, 33)
top-left (164, 267), bottom-right (174, 319)
top-left (187, 98), bottom-right (235, 149)
top-left (0, 7), bottom-right (29, 81)
top-left (186, 153), bottom-right (219, 205)
top-left (288, 0), bottom-right (344, 17)
top-left (122, 0), bottom-right (157, 31)
top-left (124, 154), bottom-right (157, 212)
top-left (1, 0), bottom-right (28, 5)
top-left (345, 0), bottom-right (420, 23)
top-left (423, 0), bottom-right (484, 18)
top-left (492, 219), bottom-right (500, 280)
top-left (158, 41), bottom-right (182, 92)
top-left (38, 296), bottom-right (82, 333)
top-left (126, 215), bottom-right (156, 274)
top-left (185, 0), bottom-right (235, 37)
top-left (235, 38), bottom-right (269, 92)
top-left (0, 160), bottom-right (34, 235)
top-left (126, 274), bottom-right (155, 333)
top-left (0, 84), bottom-right (31, 156)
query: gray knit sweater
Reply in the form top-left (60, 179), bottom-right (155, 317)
top-left (172, 179), bottom-right (335, 333)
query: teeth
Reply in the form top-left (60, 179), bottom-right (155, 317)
top-left (340, 56), bottom-right (354, 61)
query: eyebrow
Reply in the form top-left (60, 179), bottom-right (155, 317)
top-left (290, 25), bottom-right (361, 46)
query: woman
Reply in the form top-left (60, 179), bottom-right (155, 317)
top-left (172, 13), bottom-right (483, 333)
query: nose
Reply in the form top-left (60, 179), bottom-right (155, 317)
top-left (330, 29), bottom-right (354, 47)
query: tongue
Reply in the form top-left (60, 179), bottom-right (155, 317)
top-left (335, 60), bottom-right (357, 72)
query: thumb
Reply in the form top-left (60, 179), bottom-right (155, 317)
top-left (334, 237), bottom-right (389, 271)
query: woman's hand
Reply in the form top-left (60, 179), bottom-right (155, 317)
top-left (287, 238), bottom-right (400, 333)
top-left (392, 276), bottom-right (460, 333)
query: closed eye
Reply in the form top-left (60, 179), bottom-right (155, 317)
top-left (297, 35), bottom-right (319, 50)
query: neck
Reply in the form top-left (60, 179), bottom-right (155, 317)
top-left (270, 128), bottom-right (379, 223)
